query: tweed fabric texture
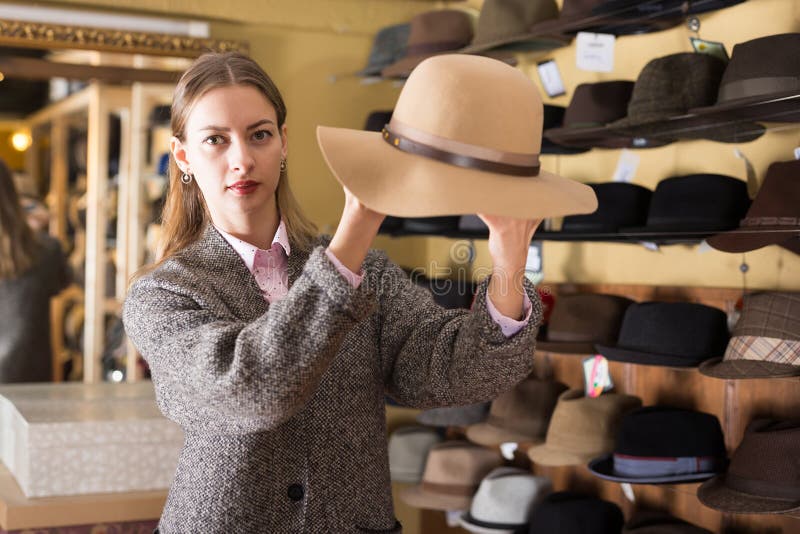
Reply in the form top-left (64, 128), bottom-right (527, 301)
top-left (123, 225), bottom-right (542, 533)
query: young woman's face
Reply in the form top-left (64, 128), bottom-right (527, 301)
top-left (172, 84), bottom-right (287, 224)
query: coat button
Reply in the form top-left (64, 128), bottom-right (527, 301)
top-left (287, 483), bottom-right (304, 502)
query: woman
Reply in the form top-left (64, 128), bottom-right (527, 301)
top-left (0, 159), bottom-right (70, 382)
top-left (123, 52), bottom-right (543, 533)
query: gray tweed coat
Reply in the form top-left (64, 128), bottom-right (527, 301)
top-left (122, 225), bottom-right (542, 534)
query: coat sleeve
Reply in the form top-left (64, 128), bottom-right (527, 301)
top-left (376, 257), bottom-right (542, 409)
top-left (123, 246), bottom-right (377, 434)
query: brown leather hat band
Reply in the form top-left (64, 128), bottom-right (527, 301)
top-left (421, 481), bottom-right (477, 497)
top-left (718, 76), bottom-right (800, 103)
top-left (383, 119), bottom-right (540, 177)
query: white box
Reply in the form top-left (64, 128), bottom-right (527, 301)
top-left (0, 382), bottom-right (183, 497)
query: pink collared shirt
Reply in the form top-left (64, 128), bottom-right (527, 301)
top-left (216, 222), bottom-right (530, 337)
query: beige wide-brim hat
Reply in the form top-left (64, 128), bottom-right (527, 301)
top-left (317, 54), bottom-right (597, 219)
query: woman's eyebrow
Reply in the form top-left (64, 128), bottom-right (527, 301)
top-left (198, 119), bottom-right (275, 132)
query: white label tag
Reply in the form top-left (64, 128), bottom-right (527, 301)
top-left (794, 147), bottom-right (800, 160)
top-left (536, 60), bottom-right (566, 97)
top-left (525, 242), bottom-right (544, 285)
top-left (697, 239), bottom-right (713, 254)
top-left (445, 510), bottom-right (463, 527)
top-left (576, 32), bottom-right (616, 73)
top-left (583, 355), bottom-right (613, 397)
top-left (621, 482), bottom-right (636, 503)
top-left (612, 149), bottom-right (640, 183)
top-left (500, 442), bottom-right (518, 461)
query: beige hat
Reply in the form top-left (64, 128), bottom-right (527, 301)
top-left (388, 425), bottom-right (442, 484)
top-left (527, 389), bottom-right (642, 466)
top-left (317, 54), bottom-right (597, 219)
top-left (400, 441), bottom-right (502, 511)
top-left (466, 378), bottom-right (567, 446)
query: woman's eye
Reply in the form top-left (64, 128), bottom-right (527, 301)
top-left (204, 135), bottom-right (225, 145)
top-left (252, 129), bottom-right (273, 141)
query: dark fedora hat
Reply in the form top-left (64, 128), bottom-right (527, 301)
top-left (622, 174), bottom-right (751, 237)
top-left (543, 81), bottom-right (656, 149)
top-left (545, 182), bottom-right (653, 238)
top-left (458, 214), bottom-right (489, 236)
top-left (588, 406), bottom-right (728, 484)
top-left (707, 160), bottom-right (800, 253)
top-left (402, 216), bottom-right (460, 235)
top-left (623, 509), bottom-right (713, 534)
top-left (699, 292), bottom-right (800, 379)
top-left (381, 10), bottom-right (474, 79)
top-left (531, 0), bottom-right (685, 38)
top-left (609, 53), bottom-right (764, 143)
top-left (458, 0), bottom-right (568, 55)
top-left (527, 491), bottom-right (624, 534)
top-left (357, 23), bottom-right (411, 77)
top-left (698, 419), bottom-right (800, 514)
top-left (691, 33), bottom-right (800, 122)
top-left (537, 294), bottom-right (635, 354)
top-left (363, 110), bottom-right (393, 133)
top-left (596, 302), bottom-right (730, 367)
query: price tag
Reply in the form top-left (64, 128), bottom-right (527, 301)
top-left (525, 242), bottom-right (544, 285)
top-left (734, 148), bottom-right (758, 200)
top-left (583, 355), bottom-right (613, 397)
top-left (612, 149), bottom-right (640, 183)
top-left (794, 147), bottom-right (800, 160)
top-left (690, 37), bottom-right (729, 62)
top-left (536, 60), bottom-right (566, 97)
top-left (697, 239), bottom-right (713, 254)
top-left (576, 32), bottom-right (616, 73)
top-left (500, 442), bottom-right (518, 461)
top-left (640, 241), bottom-right (660, 252)
top-left (445, 510), bottom-right (463, 527)
top-left (621, 482), bottom-right (636, 503)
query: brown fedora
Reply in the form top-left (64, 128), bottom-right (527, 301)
top-left (318, 54), bottom-right (598, 219)
top-left (527, 389), bottom-right (642, 466)
top-left (623, 509), bottom-right (713, 534)
top-left (465, 378), bottom-right (567, 446)
top-left (609, 53), bottom-right (764, 143)
top-left (400, 441), bottom-right (502, 511)
top-left (699, 292), bottom-right (800, 379)
top-left (707, 160), bottom-right (800, 253)
top-left (691, 33), bottom-right (800, 122)
top-left (698, 419), bottom-right (800, 515)
top-left (543, 80), bottom-right (660, 149)
top-left (381, 10), bottom-right (474, 79)
top-left (531, 0), bottom-right (685, 38)
top-left (537, 294), bottom-right (635, 354)
top-left (458, 0), bottom-right (567, 55)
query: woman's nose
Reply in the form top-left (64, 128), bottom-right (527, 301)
top-left (228, 140), bottom-right (256, 174)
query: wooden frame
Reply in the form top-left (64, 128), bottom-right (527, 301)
top-left (0, 18), bottom-right (247, 58)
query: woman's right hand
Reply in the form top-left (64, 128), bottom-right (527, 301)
top-left (326, 187), bottom-right (386, 274)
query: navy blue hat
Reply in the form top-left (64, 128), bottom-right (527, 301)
top-left (528, 492), bottom-right (624, 534)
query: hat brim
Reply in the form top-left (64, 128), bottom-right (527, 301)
top-left (690, 89), bottom-right (800, 122)
top-left (595, 344), bottom-right (713, 368)
top-left (458, 512), bottom-right (520, 534)
top-left (706, 227), bottom-right (800, 253)
top-left (610, 115), bottom-right (765, 144)
top-left (458, 32), bottom-right (569, 55)
top-left (697, 475), bottom-right (800, 514)
top-left (544, 126), bottom-right (670, 150)
top-left (541, 138), bottom-right (591, 155)
top-left (588, 454), bottom-right (719, 484)
top-left (317, 127), bottom-right (599, 219)
top-left (698, 356), bottom-right (800, 379)
top-left (536, 340), bottom-right (598, 354)
top-left (528, 443), bottom-right (595, 466)
top-left (400, 484), bottom-right (472, 511)
top-left (466, 422), bottom-right (544, 447)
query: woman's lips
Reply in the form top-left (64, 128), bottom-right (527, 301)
top-left (227, 181), bottom-right (259, 195)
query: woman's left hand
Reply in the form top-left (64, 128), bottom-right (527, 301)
top-left (477, 213), bottom-right (542, 320)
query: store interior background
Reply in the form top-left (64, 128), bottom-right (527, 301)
top-left (0, 0), bottom-right (798, 533)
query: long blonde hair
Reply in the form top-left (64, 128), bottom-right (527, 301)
top-left (0, 159), bottom-right (39, 279)
top-left (151, 52), bottom-right (317, 271)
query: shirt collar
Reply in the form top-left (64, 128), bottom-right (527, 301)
top-left (216, 220), bottom-right (291, 273)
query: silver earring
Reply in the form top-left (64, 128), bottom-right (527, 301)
top-left (280, 159), bottom-right (287, 172)
top-left (181, 172), bottom-right (193, 185)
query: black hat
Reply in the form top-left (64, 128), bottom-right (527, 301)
top-left (623, 509), bottom-right (713, 534)
top-left (527, 491), bottom-right (624, 534)
top-left (413, 274), bottom-right (475, 310)
top-left (623, 174), bottom-right (750, 238)
top-left (538, 182), bottom-right (652, 239)
top-left (541, 105), bottom-right (591, 155)
top-left (588, 406), bottom-right (728, 484)
top-left (595, 302), bottom-right (730, 367)
top-left (402, 217), bottom-right (460, 235)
